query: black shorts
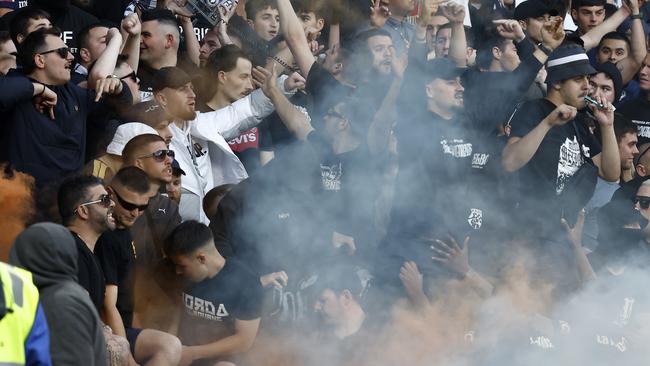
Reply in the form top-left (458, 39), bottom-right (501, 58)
top-left (125, 327), bottom-right (143, 356)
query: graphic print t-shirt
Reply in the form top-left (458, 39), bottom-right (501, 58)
top-left (179, 258), bottom-right (263, 346)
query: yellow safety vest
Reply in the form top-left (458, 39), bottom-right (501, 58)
top-left (0, 262), bottom-right (40, 366)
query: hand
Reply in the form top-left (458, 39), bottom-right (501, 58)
top-left (587, 90), bottom-right (615, 127)
top-left (417, 0), bottom-right (445, 27)
top-left (284, 72), bottom-right (306, 91)
top-left (95, 77), bottom-right (123, 102)
top-left (493, 19), bottom-right (526, 43)
top-left (561, 208), bottom-right (585, 250)
top-left (540, 16), bottom-right (565, 50)
top-left (260, 271), bottom-right (289, 289)
top-left (106, 27), bottom-right (122, 44)
top-left (545, 104), bottom-right (577, 127)
top-left (33, 85), bottom-right (57, 119)
top-left (178, 346), bottom-right (196, 366)
top-left (332, 231), bottom-right (356, 256)
top-left (623, 0), bottom-right (640, 15)
top-left (121, 13), bottom-right (141, 36)
top-left (370, 0), bottom-right (391, 28)
top-left (253, 66), bottom-right (276, 97)
top-left (218, 0), bottom-right (238, 23)
top-left (535, 67), bottom-right (547, 84)
top-left (440, 1), bottom-right (466, 24)
top-left (429, 235), bottom-right (471, 276)
top-left (167, 1), bottom-right (194, 18)
top-left (305, 26), bottom-right (323, 55)
top-left (322, 44), bottom-right (343, 75)
top-left (399, 261), bottom-right (425, 302)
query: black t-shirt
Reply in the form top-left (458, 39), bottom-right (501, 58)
top-left (179, 258), bottom-right (264, 346)
top-left (95, 229), bottom-right (136, 328)
top-left (306, 62), bottom-right (354, 118)
top-left (618, 96), bottom-right (650, 144)
top-left (72, 232), bottom-right (106, 312)
top-left (509, 99), bottom-right (601, 233)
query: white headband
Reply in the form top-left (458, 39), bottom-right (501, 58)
top-left (547, 53), bottom-right (589, 68)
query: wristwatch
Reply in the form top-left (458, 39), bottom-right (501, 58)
top-left (537, 43), bottom-right (553, 56)
top-left (632, 12), bottom-right (644, 20)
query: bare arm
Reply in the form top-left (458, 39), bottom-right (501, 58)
top-left (120, 13), bottom-right (142, 73)
top-left (502, 104), bottom-right (577, 172)
top-left (277, 0), bottom-right (315, 77)
top-left (617, 0), bottom-right (646, 84)
top-left (581, 6), bottom-right (629, 51)
top-left (88, 28), bottom-right (123, 88)
top-left (263, 70), bottom-right (314, 141)
top-left (179, 15), bottom-right (201, 66)
top-left (562, 210), bottom-right (597, 284)
top-left (103, 285), bottom-right (127, 338)
top-left (589, 93), bottom-right (620, 181)
top-left (182, 318), bottom-right (260, 362)
top-left (368, 55), bottom-right (405, 154)
top-left (328, 23), bottom-right (340, 48)
top-left (441, 2), bottom-right (467, 67)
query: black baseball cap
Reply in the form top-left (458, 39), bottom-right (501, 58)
top-left (151, 67), bottom-right (192, 92)
top-left (425, 58), bottom-right (465, 81)
top-left (171, 159), bottom-right (186, 176)
top-left (514, 0), bottom-right (559, 21)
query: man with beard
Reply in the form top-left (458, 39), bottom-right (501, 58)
top-left (96, 167), bottom-right (182, 366)
top-left (58, 175), bottom-right (116, 312)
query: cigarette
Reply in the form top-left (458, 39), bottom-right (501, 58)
top-left (584, 95), bottom-right (616, 111)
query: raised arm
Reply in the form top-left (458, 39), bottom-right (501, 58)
top-left (441, 2), bottom-right (467, 68)
top-left (262, 68), bottom-right (314, 141)
top-left (581, 6), bottom-right (629, 51)
top-left (120, 12), bottom-right (142, 73)
top-left (502, 104), bottom-right (577, 172)
top-left (368, 54), bottom-right (406, 154)
top-left (589, 92), bottom-right (620, 181)
top-left (179, 14), bottom-right (201, 66)
top-left (617, 0), bottom-right (647, 83)
top-left (277, 0), bottom-right (315, 77)
top-left (88, 28), bottom-right (123, 88)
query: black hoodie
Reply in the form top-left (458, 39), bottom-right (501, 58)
top-left (9, 223), bottom-right (107, 366)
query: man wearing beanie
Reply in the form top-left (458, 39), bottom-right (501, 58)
top-left (502, 44), bottom-right (620, 296)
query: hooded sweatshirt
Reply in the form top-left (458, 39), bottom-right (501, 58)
top-left (9, 223), bottom-right (107, 366)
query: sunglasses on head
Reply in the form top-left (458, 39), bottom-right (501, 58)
top-left (111, 187), bottom-right (149, 212)
top-left (137, 149), bottom-right (175, 162)
top-left (74, 193), bottom-right (112, 215)
top-left (39, 46), bottom-right (70, 59)
top-left (120, 71), bottom-right (138, 83)
top-left (634, 196), bottom-right (650, 209)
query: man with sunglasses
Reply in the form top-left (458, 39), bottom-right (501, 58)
top-left (0, 27), bottom-right (132, 187)
top-left (57, 175), bottom-right (116, 313)
top-left (95, 167), bottom-right (182, 366)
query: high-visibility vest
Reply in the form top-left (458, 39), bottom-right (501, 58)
top-left (0, 262), bottom-right (40, 366)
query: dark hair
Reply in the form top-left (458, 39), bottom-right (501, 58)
top-left (57, 175), bottom-right (104, 226)
top-left (476, 35), bottom-right (510, 69)
top-left (293, 0), bottom-right (327, 20)
top-left (76, 23), bottom-right (108, 50)
top-left (206, 44), bottom-right (251, 73)
top-left (164, 220), bottom-right (213, 257)
top-left (436, 22), bottom-right (453, 37)
top-left (112, 166), bottom-right (150, 194)
top-left (141, 8), bottom-right (179, 30)
top-left (0, 31), bottom-right (11, 44)
top-left (17, 26), bottom-right (62, 74)
top-left (122, 133), bottom-right (166, 165)
top-left (613, 113), bottom-right (638, 143)
top-left (9, 7), bottom-right (50, 45)
top-left (572, 0), bottom-right (606, 10)
top-left (245, 0), bottom-right (278, 20)
top-left (355, 28), bottom-right (393, 45)
top-left (597, 32), bottom-right (631, 52)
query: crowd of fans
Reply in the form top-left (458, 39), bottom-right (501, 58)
top-left (2, 0), bottom-right (650, 364)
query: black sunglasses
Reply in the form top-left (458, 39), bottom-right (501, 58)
top-left (137, 149), bottom-right (175, 162)
top-left (634, 196), bottom-right (650, 209)
top-left (39, 46), bottom-right (70, 59)
top-left (111, 187), bottom-right (148, 212)
top-left (74, 193), bottom-right (112, 215)
top-left (119, 71), bottom-right (138, 83)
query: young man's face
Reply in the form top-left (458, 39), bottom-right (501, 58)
top-left (635, 185), bottom-right (650, 225)
top-left (572, 6), bottom-right (605, 33)
top-left (497, 40), bottom-right (520, 72)
top-left (39, 34), bottom-right (74, 85)
top-left (170, 249), bottom-right (209, 283)
top-left (107, 183), bottom-right (149, 229)
top-left (81, 26), bottom-right (109, 65)
top-left (0, 38), bottom-right (17, 75)
top-left (248, 6), bottom-right (279, 41)
top-left (166, 174), bottom-right (182, 204)
top-left (427, 76), bottom-right (465, 112)
top-left (367, 35), bottom-right (394, 76)
top-left (160, 82), bottom-right (197, 121)
top-left (140, 20), bottom-right (171, 64)
top-left (597, 38), bottom-right (629, 64)
top-left (435, 27), bottom-right (452, 58)
top-left (313, 288), bottom-right (344, 326)
top-left (135, 141), bottom-right (173, 184)
top-left (589, 72), bottom-right (616, 103)
top-left (298, 11), bottom-right (324, 33)
top-left (619, 132), bottom-right (639, 170)
top-left (199, 31), bottom-right (220, 67)
top-left (639, 54), bottom-right (650, 91)
top-left (219, 57), bottom-right (254, 103)
top-left (522, 15), bottom-right (551, 43)
top-left (558, 75), bottom-right (590, 109)
top-left (83, 184), bottom-right (117, 233)
top-left (426, 16), bottom-right (449, 52)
